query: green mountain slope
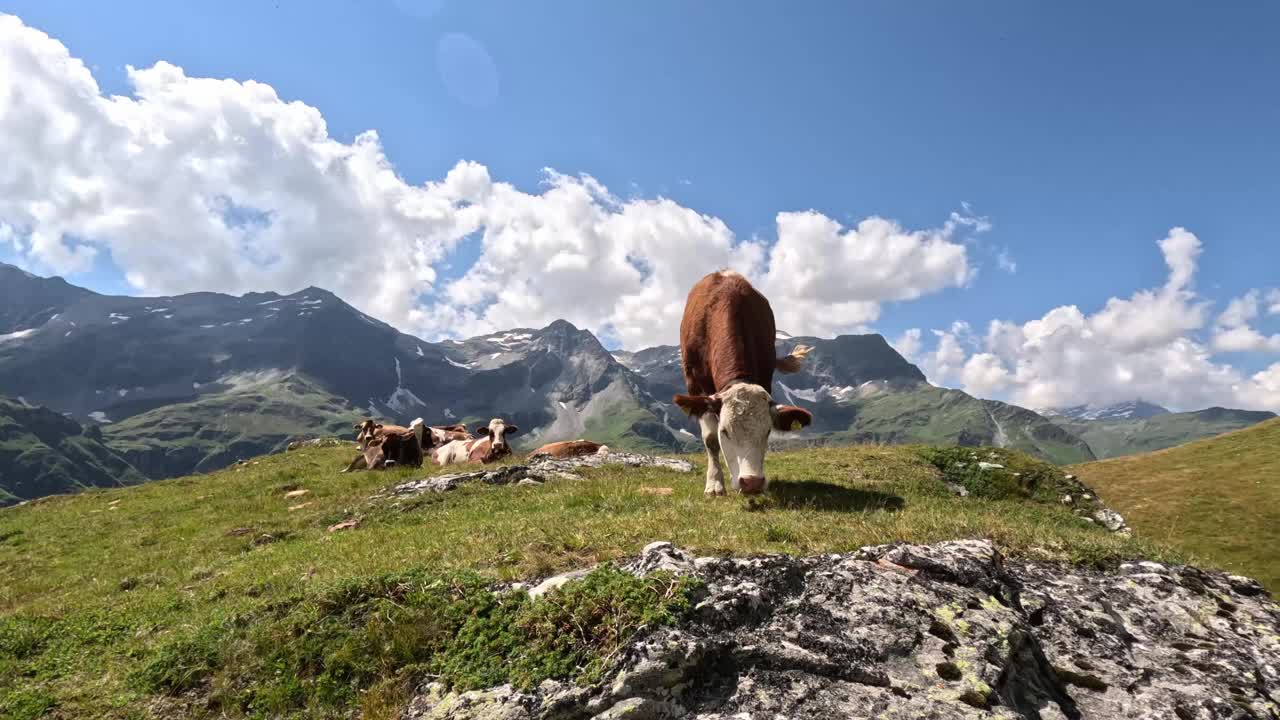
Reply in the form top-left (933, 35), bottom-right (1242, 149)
top-left (103, 372), bottom-right (363, 478)
top-left (775, 382), bottom-right (1097, 465)
top-left (1053, 407), bottom-right (1276, 459)
top-left (1071, 418), bottom-right (1280, 589)
top-left (0, 397), bottom-right (144, 506)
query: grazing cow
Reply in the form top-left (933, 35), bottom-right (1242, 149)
top-left (673, 270), bottom-right (814, 496)
top-left (342, 418), bottom-right (426, 472)
top-left (529, 439), bottom-right (610, 459)
top-left (433, 418), bottom-right (519, 465)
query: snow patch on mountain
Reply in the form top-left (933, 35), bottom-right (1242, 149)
top-left (0, 328), bottom-right (37, 343)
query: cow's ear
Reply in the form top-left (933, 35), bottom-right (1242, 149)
top-left (475, 426), bottom-right (491, 436)
top-left (771, 404), bottom-right (813, 432)
top-left (674, 394), bottom-right (723, 417)
top-left (505, 425), bottom-right (519, 435)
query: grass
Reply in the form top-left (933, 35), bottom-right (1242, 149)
top-left (1, 441), bottom-right (1177, 719)
top-left (1070, 417), bottom-right (1280, 590)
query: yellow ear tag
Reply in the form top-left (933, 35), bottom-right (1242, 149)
top-left (790, 420), bottom-right (803, 431)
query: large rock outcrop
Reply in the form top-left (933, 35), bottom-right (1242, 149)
top-left (406, 540), bottom-right (1279, 719)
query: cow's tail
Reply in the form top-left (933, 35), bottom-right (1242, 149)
top-left (776, 344), bottom-right (813, 374)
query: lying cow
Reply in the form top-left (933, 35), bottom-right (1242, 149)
top-left (433, 418), bottom-right (519, 465)
top-left (529, 439), bottom-right (610, 459)
top-left (361, 425), bottom-right (424, 470)
top-left (673, 270), bottom-right (814, 496)
top-left (427, 423), bottom-right (472, 446)
top-left (342, 418), bottom-right (426, 472)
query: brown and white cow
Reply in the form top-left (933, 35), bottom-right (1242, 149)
top-left (673, 270), bottom-right (814, 496)
top-left (427, 423), bottom-right (472, 447)
top-left (361, 426), bottom-right (424, 470)
top-left (433, 418), bottom-right (519, 465)
top-left (529, 439), bottom-right (610, 459)
top-left (342, 418), bottom-right (426, 472)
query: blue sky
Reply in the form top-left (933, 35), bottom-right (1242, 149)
top-left (2, 1), bottom-right (1278, 410)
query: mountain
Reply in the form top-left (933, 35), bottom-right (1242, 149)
top-left (1051, 406), bottom-right (1277, 459)
top-left (1040, 399), bottom-right (1171, 421)
top-left (1071, 417), bottom-right (1280, 589)
top-left (621, 334), bottom-right (1097, 465)
top-left (0, 262), bottom-right (94, 335)
top-left (0, 267), bottom-right (689, 482)
top-left (4, 263), bottom-right (1275, 491)
top-left (0, 396), bottom-right (145, 505)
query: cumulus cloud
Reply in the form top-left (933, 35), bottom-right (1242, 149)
top-left (0, 13), bottom-right (977, 349)
top-left (915, 228), bottom-right (1280, 412)
top-left (1210, 290), bottom-right (1280, 353)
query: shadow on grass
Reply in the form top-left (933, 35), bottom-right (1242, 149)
top-left (749, 479), bottom-right (905, 514)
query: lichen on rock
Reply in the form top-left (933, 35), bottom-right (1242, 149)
top-left (405, 539), bottom-right (1280, 719)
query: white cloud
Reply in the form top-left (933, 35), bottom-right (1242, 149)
top-left (1267, 289), bottom-right (1280, 316)
top-left (996, 250), bottom-right (1017, 274)
top-left (913, 228), bottom-right (1280, 412)
top-left (1211, 289), bottom-right (1280, 353)
top-left (890, 328), bottom-right (923, 363)
top-left (759, 213), bottom-right (974, 339)
top-left (0, 13), bottom-right (976, 350)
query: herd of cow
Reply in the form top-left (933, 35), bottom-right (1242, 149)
top-left (341, 270), bottom-right (815, 496)
top-left (341, 416), bottom-right (608, 473)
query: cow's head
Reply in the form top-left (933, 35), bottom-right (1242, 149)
top-left (475, 418), bottom-right (519, 453)
top-left (354, 419), bottom-right (382, 449)
top-left (674, 384), bottom-right (813, 495)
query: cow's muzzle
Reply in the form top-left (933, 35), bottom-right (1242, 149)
top-left (738, 476), bottom-right (766, 495)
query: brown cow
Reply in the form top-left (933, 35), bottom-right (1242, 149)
top-left (529, 439), bottom-right (609, 459)
top-left (433, 418), bottom-right (519, 465)
top-left (361, 427), bottom-right (424, 470)
top-left (342, 418), bottom-right (426, 472)
top-left (673, 270), bottom-right (814, 496)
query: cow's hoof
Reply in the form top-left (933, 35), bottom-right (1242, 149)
top-left (704, 486), bottom-right (726, 497)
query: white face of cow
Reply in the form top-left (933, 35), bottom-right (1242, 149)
top-left (476, 418), bottom-right (518, 451)
top-left (716, 384), bottom-right (774, 494)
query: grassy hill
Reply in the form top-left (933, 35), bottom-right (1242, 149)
top-left (103, 373), bottom-right (363, 479)
top-left (1054, 407), bottom-right (1276, 459)
top-left (0, 441), bottom-right (1172, 719)
top-left (783, 383), bottom-right (1096, 465)
top-left (0, 398), bottom-right (145, 506)
top-left (1070, 418), bottom-right (1280, 589)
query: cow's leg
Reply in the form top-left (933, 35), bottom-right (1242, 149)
top-left (341, 452), bottom-right (367, 473)
top-left (700, 413), bottom-right (725, 496)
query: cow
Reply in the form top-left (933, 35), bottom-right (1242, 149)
top-left (673, 270), bottom-right (814, 496)
top-left (529, 439), bottom-right (610, 459)
top-left (361, 425), bottom-right (424, 470)
top-left (427, 423), bottom-right (472, 447)
top-left (342, 418), bottom-right (426, 472)
top-left (433, 418), bottom-right (519, 465)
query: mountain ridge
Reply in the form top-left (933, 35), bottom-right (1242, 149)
top-left (1, 265), bottom-right (1275, 496)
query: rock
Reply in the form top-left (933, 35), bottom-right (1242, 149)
top-left (515, 478), bottom-right (543, 487)
top-left (626, 541), bottom-right (697, 577)
top-left (406, 540), bottom-right (1280, 719)
top-left (527, 568), bottom-right (595, 599)
top-left (379, 452), bottom-right (694, 499)
top-left (1092, 508), bottom-right (1129, 534)
top-left (977, 462), bottom-right (1004, 470)
top-left (1060, 494), bottom-right (1073, 505)
top-left (326, 519), bottom-right (358, 533)
top-left (945, 481), bottom-right (970, 497)
top-left (283, 489), bottom-right (308, 499)
top-left (285, 437), bottom-right (346, 452)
